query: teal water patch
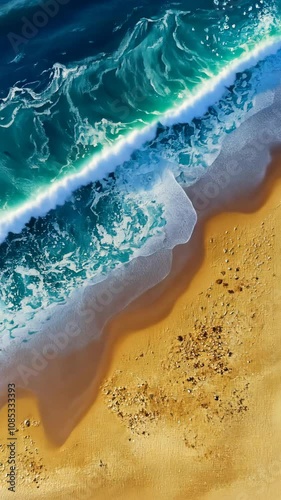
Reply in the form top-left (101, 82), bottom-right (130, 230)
top-left (0, 174), bottom-right (166, 332)
top-left (0, 169), bottom-right (197, 340)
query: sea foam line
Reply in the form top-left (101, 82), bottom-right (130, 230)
top-left (1, 35), bottom-right (281, 243)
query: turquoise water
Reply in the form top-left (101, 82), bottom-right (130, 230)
top-left (1, 0), bottom-right (281, 339)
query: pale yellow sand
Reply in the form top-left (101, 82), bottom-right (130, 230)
top-left (0, 162), bottom-right (281, 499)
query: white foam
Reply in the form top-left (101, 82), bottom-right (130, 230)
top-left (1, 35), bottom-right (281, 243)
top-left (0, 171), bottom-right (197, 355)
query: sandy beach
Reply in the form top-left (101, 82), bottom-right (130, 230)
top-left (1, 152), bottom-right (281, 499)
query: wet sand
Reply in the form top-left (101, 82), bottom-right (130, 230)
top-left (0, 154), bottom-right (281, 498)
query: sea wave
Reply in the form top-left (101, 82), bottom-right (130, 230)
top-left (1, 36), bottom-right (281, 242)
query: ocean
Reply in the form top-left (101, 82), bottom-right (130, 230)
top-left (1, 0), bottom-right (281, 343)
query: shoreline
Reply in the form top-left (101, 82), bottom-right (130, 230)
top-left (1, 148), bottom-right (281, 444)
top-left (0, 149), bottom-right (281, 498)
